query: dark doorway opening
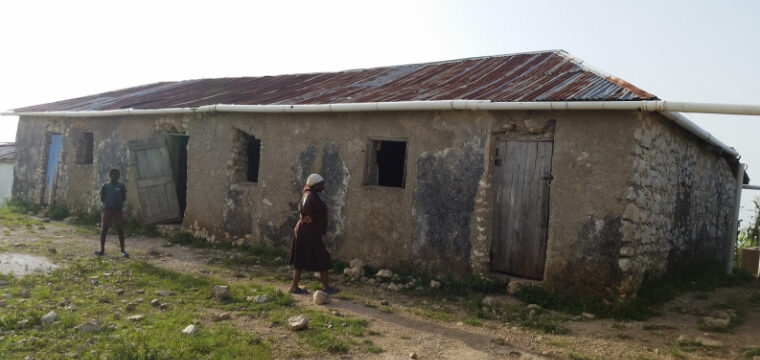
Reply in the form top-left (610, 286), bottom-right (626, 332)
top-left (246, 135), bottom-right (261, 182)
top-left (368, 140), bottom-right (407, 188)
top-left (167, 135), bottom-right (189, 220)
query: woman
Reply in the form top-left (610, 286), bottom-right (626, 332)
top-left (287, 173), bottom-right (339, 294)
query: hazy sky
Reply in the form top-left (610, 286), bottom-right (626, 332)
top-left (0, 0), bottom-right (758, 220)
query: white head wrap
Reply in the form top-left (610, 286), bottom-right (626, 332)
top-left (306, 173), bottom-right (324, 186)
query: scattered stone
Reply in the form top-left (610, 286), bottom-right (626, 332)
top-left (90, 277), bottom-right (99, 286)
top-left (483, 296), bottom-right (506, 307)
top-left (581, 312), bottom-right (596, 320)
top-left (380, 300), bottom-right (390, 306)
top-left (429, 280), bottom-right (441, 289)
top-left (215, 312), bottom-right (231, 321)
top-left (618, 258), bottom-right (632, 272)
top-left (125, 302), bottom-right (137, 312)
top-left (48, 248), bottom-right (57, 254)
top-left (212, 285), bottom-right (231, 301)
top-left (116, 289), bottom-right (125, 296)
top-left (19, 289), bottom-right (31, 298)
top-left (526, 304), bottom-right (542, 311)
top-left (331, 310), bottom-right (341, 316)
top-left (74, 321), bottom-right (100, 333)
top-left (156, 290), bottom-right (174, 297)
top-left (159, 303), bottom-right (170, 310)
top-left (343, 267), bottom-right (363, 278)
top-left (493, 337), bottom-right (506, 345)
top-left (182, 324), bottom-right (198, 335)
top-left (288, 315), bottom-right (309, 331)
top-left (136, 289), bottom-right (145, 294)
top-left (313, 290), bottom-right (330, 305)
top-left (41, 311), bottom-right (57, 324)
top-left (694, 336), bottom-right (723, 348)
top-left (253, 295), bottom-right (269, 303)
top-left (368, 278), bottom-right (376, 284)
top-left (409, 352), bottom-right (418, 359)
top-left (387, 283), bottom-right (403, 291)
top-left (128, 315), bottom-right (144, 321)
top-left (376, 269), bottom-right (393, 279)
top-left (349, 259), bottom-right (365, 269)
top-left (0, 300), bottom-right (7, 307)
top-left (150, 299), bottom-right (161, 307)
top-left (98, 298), bottom-right (110, 304)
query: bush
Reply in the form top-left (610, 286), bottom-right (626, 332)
top-left (46, 204), bottom-right (70, 220)
top-left (4, 197), bottom-right (40, 214)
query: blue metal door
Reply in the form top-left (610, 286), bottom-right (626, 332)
top-left (45, 134), bottom-right (63, 204)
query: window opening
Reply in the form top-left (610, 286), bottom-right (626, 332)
top-left (75, 132), bottom-right (94, 164)
top-left (245, 134), bottom-right (261, 183)
top-left (367, 140), bottom-right (407, 188)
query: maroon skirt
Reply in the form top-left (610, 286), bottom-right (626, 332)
top-left (287, 231), bottom-right (332, 271)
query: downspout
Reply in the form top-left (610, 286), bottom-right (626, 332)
top-left (728, 164), bottom-right (746, 274)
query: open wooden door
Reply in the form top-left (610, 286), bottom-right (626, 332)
top-left (491, 140), bottom-right (553, 279)
top-left (128, 136), bottom-right (181, 224)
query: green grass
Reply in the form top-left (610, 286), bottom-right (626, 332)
top-left (266, 309), bottom-right (370, 354)
top-left (743, 347), bottom-right (760, 358)
top-left (514, 261), bottom-right (755, 321)
top-left (568, 351), bottom-right (592, 360)
top-left (363, 339), bottom-right (383, 353)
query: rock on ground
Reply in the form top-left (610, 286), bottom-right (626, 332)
top-left (182, 324), bottom-right (198, 335)
top-left (288, 315), bottom-right (309, 331)
top-left (41, 311), bottom-right (57, 324)
top-left (128, 315), bottom-right (144, 321)
top-left (313, 290), bottom-right (329, 305)
top-left (215, 312), bottom-right (231, 321)
top-left (376, 269), bottom-right (393, 279)
top-left (212, 285), bottom-right (231, 300)
top-left (74, 321), bottom-right (100, 333)
top-left (429, 280), bottom-right (441, 289)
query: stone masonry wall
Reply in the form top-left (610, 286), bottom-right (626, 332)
top-left (617, 113), bottom-right (736, 295)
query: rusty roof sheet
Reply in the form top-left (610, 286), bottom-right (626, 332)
top-left (0, 143), bottom-right (15, 161)
top-left (13, 50), bottom-right (657, 113)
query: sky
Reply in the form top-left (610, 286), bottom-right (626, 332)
top-left (0, 0), bottom-right (758, 222)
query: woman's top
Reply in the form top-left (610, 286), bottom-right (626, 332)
top-left (294, 189), bottom-right (328, 236)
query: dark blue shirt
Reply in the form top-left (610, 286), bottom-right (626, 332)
top-left (100, 182), bottom-right (127, 210)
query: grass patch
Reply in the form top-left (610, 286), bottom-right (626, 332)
top-left (514, 261), bottom-right (754, 320)
top-left (46, 204), bottom-right (70, 220)
top-left (267, 309), bottom-right (370, 354)
top-left (568, 351), bottom-right (592, 360)
top-left (363, 339), bottom-right (383, 353)
top-left (743, 347), bottom-right (760, 358)
top-left (0, 257), bottom-right (297, 359)
top-left (503, 306), bottom-right (570, 335)
top-left (168, 232), bottom-right (285, 266)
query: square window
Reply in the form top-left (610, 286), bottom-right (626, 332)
top-left (366, 140), bottom-right (407, 188)
top-left (74, 131), bottom-right (93, 164)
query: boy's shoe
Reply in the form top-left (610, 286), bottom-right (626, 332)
top-left (121, 251), bottom-right (130, 258)
top-left (94, 250), bottom-right (105, 256)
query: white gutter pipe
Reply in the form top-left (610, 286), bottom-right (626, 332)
top-left (744, 185), bottom-right (760, 190)
top-left (4, 99), bottom-right (758, 157)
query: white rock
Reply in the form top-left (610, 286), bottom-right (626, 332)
top-left (128, 315), bottom-right (144, 321)
top-left (376, 269), bottom-right (393, 279)
top-left (409, 352), bottom-right (418, 359)
top-left (429, 280), bottom-right (441, 289)
top-left (581, 312), bottom-right (596, 320)
top-left (182, 324), bottom-right (198, 335)
top-left (618, 258), bottom-right (632, 272)
top-left (526, 304), bottom-right (542, 310)
top-left (349, 259), bottom-right (365, 269)
top-left (387, 283), bottom-right (403, 291)
top-left (253, 295), bottom-right (269, 303)
top-left (694, 336), bottom-right (722, 348)
top-left (41, 311), bottom-right (57, 324)
top-left (288, 315), bottom-right (309, 331)
top-left (343, 267), bottom-right (363, 278)
top-left (313, 290), bottom-right (329, 305)
top-left (74, 321), bottom-right (100, 333)
top-left (212, 285), bottom-right (231, 300)
top-left (215, 312), bottom-right (231, 321)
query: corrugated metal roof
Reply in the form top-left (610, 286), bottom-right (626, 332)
top-left (13, 50), bottom-right (657, 113)
top-left (0, 143), bottom-right (15, 161)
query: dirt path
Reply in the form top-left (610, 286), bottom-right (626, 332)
top-left (2, 218), bottom-right (759, 359)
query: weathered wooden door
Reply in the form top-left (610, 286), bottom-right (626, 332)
top-left (128, 136), bottom-right (181, 224)
top-left (491, 140), bottom-right (553, 279)
top-left (43, 133), bottom-right (63, 205)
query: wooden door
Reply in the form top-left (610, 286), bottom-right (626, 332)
top-left (491, 140), bottom-right (553, 279)
top-left (44, 134), bottom-right (63, 205)
top-left (128, 136), bottom-right (181, 224)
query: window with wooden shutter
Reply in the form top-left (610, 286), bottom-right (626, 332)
top-left (75, 132), bottom-right (94, 164)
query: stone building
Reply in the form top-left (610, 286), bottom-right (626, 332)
top-left (4, 50), bottom-right (746, 298)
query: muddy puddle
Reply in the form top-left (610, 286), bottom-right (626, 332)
top-left (0, 253), bottom-right (60, 277)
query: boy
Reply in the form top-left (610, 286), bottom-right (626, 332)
top-left (96, 168), bottom-right (129, 258)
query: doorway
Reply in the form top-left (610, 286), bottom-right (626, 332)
top-left (44, 133), bottom-right (63, 205)
top-left (490, 139), bottom-right (553, 280)
top-left (167, 135), bottom-right (189, 220)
